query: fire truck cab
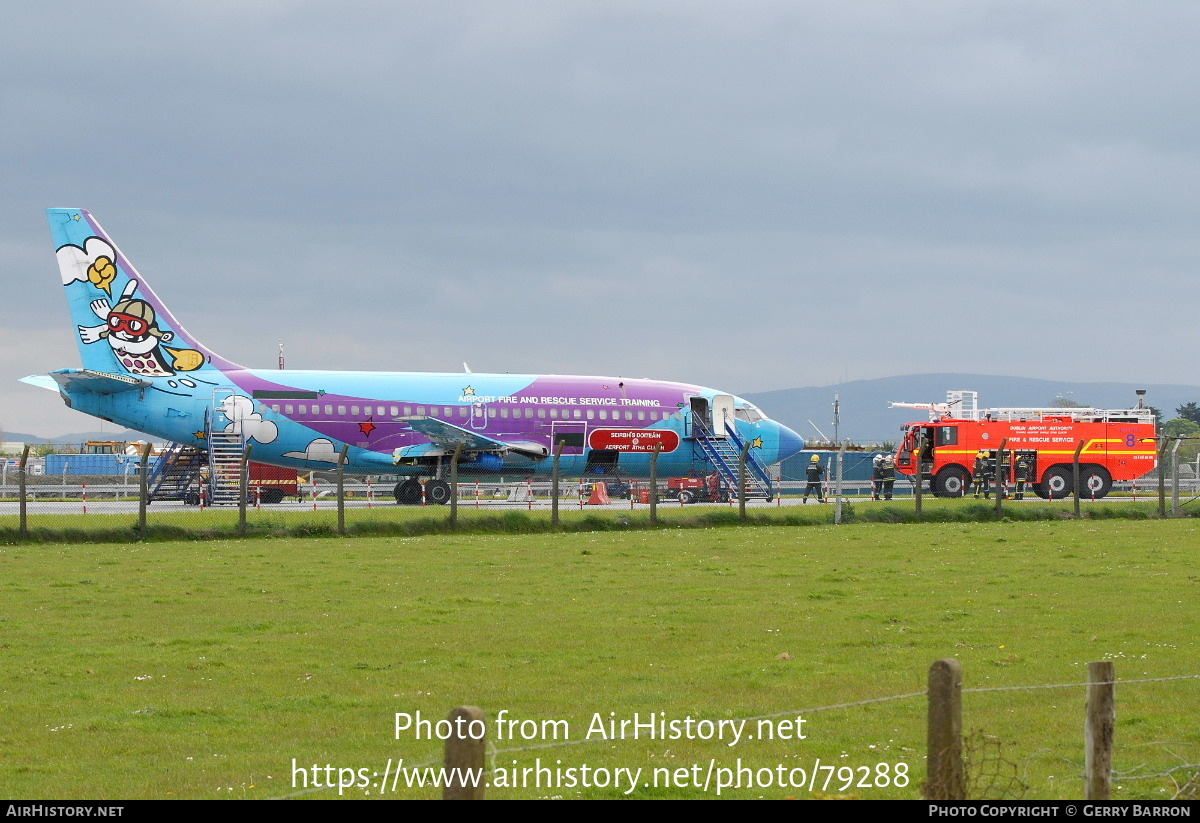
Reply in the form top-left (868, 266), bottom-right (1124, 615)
top-left (891, 391), bottom-right (1157, 500)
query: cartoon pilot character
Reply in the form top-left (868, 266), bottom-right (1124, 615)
top-left (77, 280), bottom-right (204, 376)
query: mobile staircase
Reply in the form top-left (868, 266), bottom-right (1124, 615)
top-left (689, 417), bottom-right (775, 501)
top-left (148, 442), bottom-right (207, 502)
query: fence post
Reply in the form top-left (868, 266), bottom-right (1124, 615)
top-left (926, 658), bottom-right (966, 800)
top-left (443, 706), bottom-right (487, 800)
top-left (449, 444), bottom-right (462, 528)
top-left (738, 439), bottom-right (750, 521)
top-left (1086, 661), bottom-right (1116, 801)
top-left (336, 445), bottom-right (349, 535)
top-left (833, 441), bottom-right (847, 524)
top-left (1073, 440), bottom-right (1085, 519)
top-left (239, 444), bottom-right (252, 536)
top-left (1157, 437), bottom-right (1169, 518)
top-left (1170, 437), bottom-right (1183, 517)
top-left (551, 440), bottom-right (564, 528)
top-left (18, 445), bottom-right (30, 539)
top-left (993, 439), bottom-right (1007, 516)
top-left (914, 451), bottom-right (923, 516)
top-left (138, 442), bottom-right (152, 534)
top-left (649, 444), bottom-right (660, 526)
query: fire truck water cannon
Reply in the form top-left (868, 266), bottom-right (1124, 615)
top-left (890, 390), bottom-right (1157, 500)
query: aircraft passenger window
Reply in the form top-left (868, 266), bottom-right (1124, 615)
top-left (325, 405), bottom-right (333, 416)
top-left (625, 411), bottom-right (633, 420)
top-left (338, 405), bottom-right (346, 416)
top-left (573, 409), bottom-right (582, 420)
top-left (488, 408), bottom-right (496, 418)
top-left (285, 404), bottom-right (294, 415)
top-left (298, 405), bottom-right (307, 415)
top-left (550, 408), bottom-right (558, 419)
top-left (537, 409), bottom-right (546, 419)
top-left (637, 411), bottom-right (645, 420)
top-left (586, 410), bottom-right (594, 419)
top-left (599, 410), bottom-right (608, 420)
top-left (525, 408), bottom-right (533, 419)
top-left (500, 408), bottom-right (508, 419)
top-left (458, 407), bottom-right (467, 418)
top-left (271, 404), bottom-right (280, 414)
top-left (416, 406), bottom-right (425, 415)
top-left (390, 406), bottom-right (399, 416)
top-left (404, 406), bottom-right (411, 415)
top-left (444, 407), bottom-right (452, 417)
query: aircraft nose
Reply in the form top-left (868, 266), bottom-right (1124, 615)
top-left (775, 422), bottom-right (805, 462)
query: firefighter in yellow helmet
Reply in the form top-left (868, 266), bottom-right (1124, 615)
top-left (972, 449), bottom-right (991, 499)
top-left (803, 454), bottom-right (827, 504)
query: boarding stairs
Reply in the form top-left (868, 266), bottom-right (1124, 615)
top-left (206, 428), bottom-right (246, 505)
top-left (148, 443), bottom-right (207, 502)
top-left (690, 418), bottom-right (775, 501)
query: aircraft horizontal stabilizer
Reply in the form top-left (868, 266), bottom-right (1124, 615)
top-left (47, 369), bottom-right (151, 395)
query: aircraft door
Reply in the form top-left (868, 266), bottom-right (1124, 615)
top-left (711, 394), bottom-right (735, 437)
top-left (470, 402), bottom-right (487, 430)
top-left (688, 397), bottom-right (710, 436)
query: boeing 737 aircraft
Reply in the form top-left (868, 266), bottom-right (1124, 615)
top-left (23, 209), bottom-right (804, 503)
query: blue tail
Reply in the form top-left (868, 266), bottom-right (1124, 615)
top-left (50, 209), bottom-right (240, 378)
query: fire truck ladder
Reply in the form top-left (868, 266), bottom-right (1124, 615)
top-left (148, 442), bottom-right (207, 502)
top-left (690, 418), bottom-right (775, 500)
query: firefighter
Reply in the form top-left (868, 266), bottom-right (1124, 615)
top-left (803, 454), bottom-right (827, 504)
top-left (1013, 453), bottom-right (1032, 500)
top-left (973, 450), bottom-right (991, 499)
top-left (871, 453), bottom-right (884, 500)
top-left (880, 454), bottom-right (896, 500)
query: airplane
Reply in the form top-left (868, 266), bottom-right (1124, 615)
top-left (22, 208), bottom-right (805, 504)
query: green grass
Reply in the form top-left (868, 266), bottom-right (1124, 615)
top-left (1, 518), bottom-right (1198, 799)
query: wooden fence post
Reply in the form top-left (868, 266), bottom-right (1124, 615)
top-left (336, 444), bottom-right (349, 535)
top-left (551, 440), bottom-right (564, 528)
top-left (444, 705), bottom-right (487, 800)
top-left (239, 444), bottom-right (253, 536)
top-left (993, 439), bottom-right (1007, 515)
top-left (649, 444), bottom-right (660, 526)
top-left (1086, 661), bottom-right (1116, 801)
top-left (449, 443), bottom-right (462, 528)
top-left (926, 658), bottom-right (966, 800)
top-left (18, 444), bottom-right (30, 539)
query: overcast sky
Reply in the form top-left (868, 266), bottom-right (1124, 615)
top-left (3, 1), bottom-right (1198, 437)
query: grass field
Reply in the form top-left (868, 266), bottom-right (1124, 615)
top-left (1, 514), bottom-right (1198, 799)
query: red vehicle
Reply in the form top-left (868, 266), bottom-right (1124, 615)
top-left (891, 391), bottom-right (1157, 499)
top-left (248, 462), bottom-right (300, 504)
top-left (667, 472), bottom-right (729, 504)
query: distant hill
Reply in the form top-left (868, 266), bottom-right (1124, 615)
top-left (742, 373), bottom-right (1200, 444)
top-left (2, 429), bottom-right (166, 446)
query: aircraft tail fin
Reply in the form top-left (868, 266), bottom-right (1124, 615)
top-left (48, 208), bottom-right (242, 378)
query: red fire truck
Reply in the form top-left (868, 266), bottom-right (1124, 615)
top-left (891, 391), bottom-right (1157, 499)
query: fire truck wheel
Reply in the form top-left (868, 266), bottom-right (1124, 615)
top-left (261, 488), bottom-right (285, 504)
top-left (1044, 467), bottom-right (1073, 499)
top-left (394, 479), bottom-right (422, 505)
top-left (933, 466), bottom-right (970, 498)
top-left (1031, 483), bottom-right (1050, 500)
top-left (425, 479), bottom-right (453, 505)
top-left (1080, 466), bottom-right (1112, 500)
top-left (678, 489), bottom-right (696, 504)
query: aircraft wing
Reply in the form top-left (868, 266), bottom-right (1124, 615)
top-left (399, 416), bottom-right (549, 459)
